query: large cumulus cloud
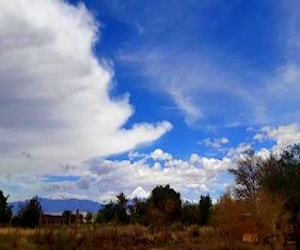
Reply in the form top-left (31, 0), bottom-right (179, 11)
top-left (0, 0), bottom-right (171, 174)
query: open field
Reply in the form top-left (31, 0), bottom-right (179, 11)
top-left (0, 225), bottom-right (295, 250)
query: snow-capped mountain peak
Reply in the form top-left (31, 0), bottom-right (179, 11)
top-left (129, 186), bottom-right (149, 199)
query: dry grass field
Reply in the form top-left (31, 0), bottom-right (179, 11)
top-left (0, 225), bottom-right (294, 250)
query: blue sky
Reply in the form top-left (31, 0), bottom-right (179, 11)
top-left (82, 0), bottom-right (299, 157)
top-left (0, 0), bottom-right (299, 203)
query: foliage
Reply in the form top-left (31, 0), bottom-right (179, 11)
top-left (85, 211), bottom-right (93, 224)
top-left (228, 144), bottom-right (300, 248)
top-left (181, 195), bottom-right (212, 226)
top-left (18, 196), bottom-right (42, 228)
top-left (115, 192), bottom-right (130, 225)
top-left (96, 193), bottom-right (129, 225)
top-left (96, 202), bottom-right (116, 224)
top-left (128, 197), bottom-right (148, 225)
top-left (260, 144), bottom-right (300, 200)
top-left (254, 191), bottom-right (289, 245)
top-left (259, 144), bottom-right (300, 248)
top-left (198, 194), bottom-right (212, 226)
top-left (213, 193), bottom-right (242, 248)
top-left (0, 190), bottom-right (12, 225)
top-left (181, 201), bottom-right (198, 225)
top-left (62, 210), bottom-right (81, 225)
top-left (147, 184), bottom-right (181, 229)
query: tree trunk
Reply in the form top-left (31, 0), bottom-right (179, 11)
top-left (296, 225), bottom-right (300, 250)
top-left (295, 204), bottom-right (300, 250)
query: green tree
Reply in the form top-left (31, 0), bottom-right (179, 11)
top-left (199, 194), bottom-right (212, 226)
top-left (181, 201), bottom-right (198, 225)
top-left (62, 210), bottom-right (73, 225)
top-left (129, 197), bottom-right (148, 225)
top-left (147, 185), bottom-right (181, 232)
top-left (0, 190), bottom-right (12, 225)
top-left (85, 211), bottom-right (93, 224)
top-left (115, 192), bottom-right (129, 225)
top-left (96, 202), bottom-right (116, 223)
top-left (96, 193), bottom-right (130, 225)
top-left (18, 196), bottom-right (42, 228)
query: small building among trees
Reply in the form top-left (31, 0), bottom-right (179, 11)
top-left (41, 214), bottom-right (65, 226)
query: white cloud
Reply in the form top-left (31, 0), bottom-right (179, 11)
top-left (168, 87), bottom-right (203, 125)
top-left (0, 0), bottom-right (171, 174)
top-left (3, 150), bottom-right (231, 203)
top-left (128, 151), bottom-right (145, 158)
top-left (200, 137), bottom-right (229, 149)
top-left (226, 143), bottom-right (253, 159)
top-left (255, 148), bottom-right (271, 161)
top-left (254, 123), bottom-right (300, 148)
top-left (7, 128), bottom-right (298, 203)
top-left (150, 148), bottom-right (172, 161)
top-left (87, 152), bottom-right (230, 202)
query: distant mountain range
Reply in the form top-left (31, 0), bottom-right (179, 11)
top-left (9, 198), bottom-right (103, 215)
top-left (9, 187), bottom-right (149, 215)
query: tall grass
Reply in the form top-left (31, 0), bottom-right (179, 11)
top-left (0, 224), bottom-right (294, 250)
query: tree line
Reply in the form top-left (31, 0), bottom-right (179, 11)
top-left (0, 185), bottom-right (212, 230)
top-left (96, 185), bottom-right (212, 231)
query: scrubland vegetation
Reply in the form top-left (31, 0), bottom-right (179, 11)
top-left (0, 144), bottom-right (299, 249)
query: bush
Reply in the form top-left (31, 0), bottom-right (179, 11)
top-left (189, 225), bottom-right (200, 238)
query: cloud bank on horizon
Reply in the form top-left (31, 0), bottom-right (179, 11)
top-left (0, 0), bottom-right (299, 202)
top-left (2, 127), bottom-right (299, 203)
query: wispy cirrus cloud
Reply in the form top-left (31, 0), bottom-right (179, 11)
top-left (200, 137), bottom-right (229, 149)
top-left (116, 0), bottom-right (300, 127)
